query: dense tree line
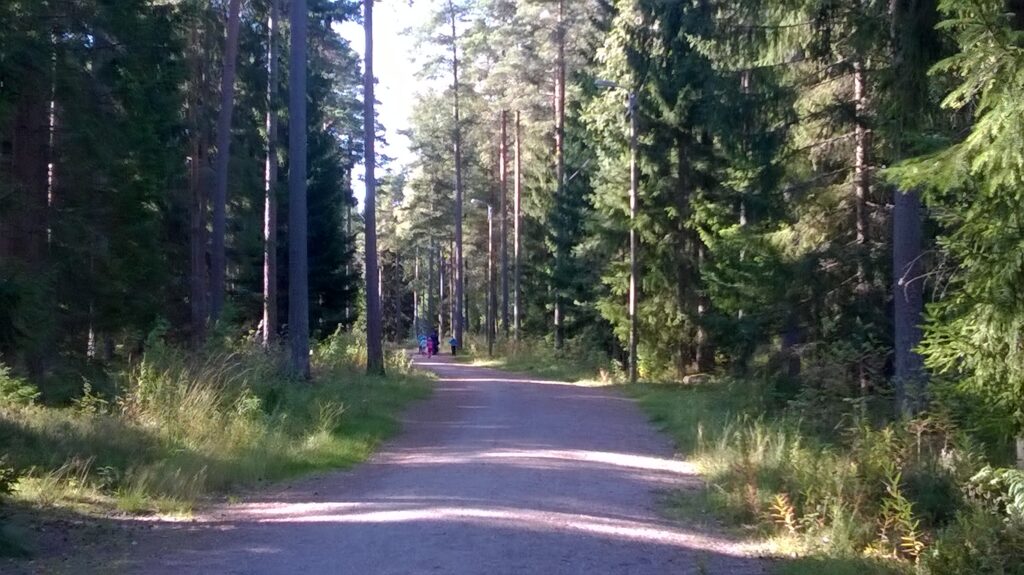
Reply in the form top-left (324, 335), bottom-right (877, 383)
top-left (387, 0), bottom-right (1024, 462)
top-left (0, 0), bottom-right (366, 393)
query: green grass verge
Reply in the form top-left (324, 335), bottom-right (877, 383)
top-left (456, 335), bottom-right (617, 383)
top-left (0, 332), bottom-right (431, 540)
top-left (772, 556), bottom-right (911, 575)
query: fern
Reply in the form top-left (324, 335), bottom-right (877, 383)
top-left (769, 493), bottom-right (799, 535)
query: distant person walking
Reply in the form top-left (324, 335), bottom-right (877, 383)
top-left (430, 331), bottom-right (440, 358)
top-left (449, 336), bottom-right (458, 356)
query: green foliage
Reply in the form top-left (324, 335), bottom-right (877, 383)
top-left (887, 0), bottom-right (1024, 437)
top-left (0, 457), bottom-right (17, 497)
top-left (964, 466), bottom-right (1024, 524)
top-left (0, 364), bottom-right (39, 407)
top-left (924, 504), bottom-right (1024, 575)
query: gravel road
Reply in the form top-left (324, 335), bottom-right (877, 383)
top-left (116, 354), bottom-right (766, 574)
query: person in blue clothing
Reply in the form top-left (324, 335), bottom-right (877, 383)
top-left (449, 336), bottom-right (458, 356)
top-left (417, 334), bottom-right (427, 355)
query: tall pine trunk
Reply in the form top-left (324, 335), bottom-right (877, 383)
top-left (288, 0), bottom-right (310, 378)
top-left (513, 111), bottom-right (522, 339)
top-left (210, 0), bottom-right (243, 321)
top-left (450, 0), bottom-right (465, 351)
top-left (364, 0), bottom-right (385, 375)
top-left (187, 17), bottom-right (210, 348)
top-left (552, 0), bottom-right (566, 350)
top-left (499, 111), bottom-right (509, 337)
top-left (262, 0), bottom-right (280, 348)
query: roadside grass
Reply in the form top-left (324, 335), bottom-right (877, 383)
top-left (772, 556), bottom-right (912, 575)
top-left (457, 335), bottom-right (617, 384)
top-left (0, 331), bottom-right (431, 536)
top-left (631, 378), bottom-right (1024, 575)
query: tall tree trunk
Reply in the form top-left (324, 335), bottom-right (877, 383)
top-left (413, 247), bottom-right (420, 337)
top-left (853, 58), bottom-right (870, 294)
top-left (262, 0), bottom-right (280, 348)
top-left (853, 57), bottom-right (872, 400)
top-left (210, 0), bottom-right (243, 321)
top-left (499, 111), bottom-right (509, 337)
top-left (363, 0), bottom-right (385, 375)
top-left (890, 0), bottom-right (928, 413)
top-left (428, 240), bottom-right (437, 333)
top-left (513, 110), bottom-right (522, 340)
top-left (552, 0), bottom-right (566, 350)
top-left (8, 67), bottom-right (51, 380)
top-left (450, 0), bottom-right (465, 351)
top-left (288, 0), bottom-right (311, 378)
top-left (437, 247), bottom-right (445, 337)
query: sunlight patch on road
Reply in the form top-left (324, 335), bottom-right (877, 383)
top-left (377, 448), bottom-right (696, 475)
top-left (245, 502), bottom-right (763, 557)
top-left (439, 377), bottom-right (599, 387)
top-left (478, 449), bottom-right (698, 474)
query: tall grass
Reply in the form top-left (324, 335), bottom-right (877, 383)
top-left (628, 378), bottom-right (1024, 574)
top-left (0, 331), bottom-right (430, 516)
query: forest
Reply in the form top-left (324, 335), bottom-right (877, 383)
top-left (2, 0), bottom-right (1024, 573)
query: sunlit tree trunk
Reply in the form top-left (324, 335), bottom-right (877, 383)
top-left (210, 0), bottom-right (243, 321)
top-left (853, 57), bottom-right (872, 400)
top-left (513, 111), bottom-right (522, 340)
top-left (262, 0), bottom-right (280, 348)
top-left (499, 110), bottom-right (509, 337)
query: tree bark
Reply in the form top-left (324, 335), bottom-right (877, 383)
top-left (210, 0), bottom-right (243, 321)
top-left (499, 111), bottom-right (510, 338)
top-left (513, 111), bottom-right (522, 340)
top-left (893, 189), bottom-right (925, 408)
top-left (853, 57), bottom-right (872, 400)
top-left (889, 0), bottom-right (929, 413)
top-left (262, 0), bottom-right (280, 348)
top-left (853, 58), bottom-right (870, 294)
top-left (450, 0), bottom-right (465, 352)
top-left (553, 0), bottom-right (566, 350)
top-left (288, 0), bottom-right (311, 378)
top-left (363, 0), bottom-right (385, 375)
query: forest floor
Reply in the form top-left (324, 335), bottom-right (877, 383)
top-left (5, 353), bottom-right (771, 574)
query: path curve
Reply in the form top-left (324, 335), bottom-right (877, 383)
top-left (118, 354), bottom-right (765, 574)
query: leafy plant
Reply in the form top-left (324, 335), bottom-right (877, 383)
top-left (0, 363), bottom-right (39, 406)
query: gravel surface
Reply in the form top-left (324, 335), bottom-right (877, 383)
top-left (113, 354), bottom-right (767, 574)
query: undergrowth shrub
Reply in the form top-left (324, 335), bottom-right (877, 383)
top-left (0, 363), bottom-right (39, 406)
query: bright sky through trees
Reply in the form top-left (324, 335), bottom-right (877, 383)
top-left (337, 0), bottom-right (433, 207)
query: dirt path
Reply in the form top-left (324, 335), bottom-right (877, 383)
top-left (109, 354), bottom-right (766, 574)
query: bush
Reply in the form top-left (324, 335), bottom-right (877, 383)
top-left (0, 457), bottom-right (17, 497)
top-left (924, 504), bottom-right (1024, 575)
top-left (0, 363), bottom-right (39, 406)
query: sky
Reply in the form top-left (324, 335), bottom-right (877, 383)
top-left (335, 0), bottom-right (438, 207)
